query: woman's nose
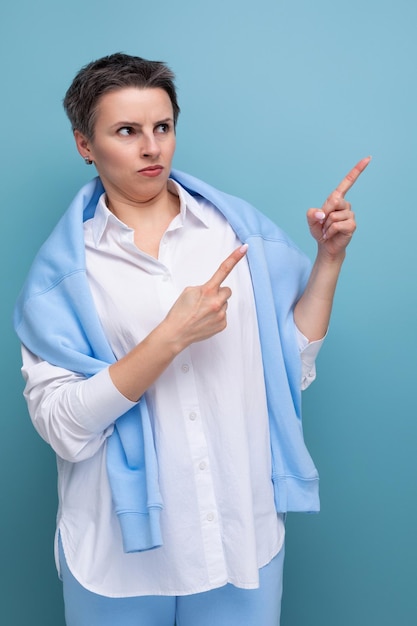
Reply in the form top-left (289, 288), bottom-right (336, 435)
top-left (140, 133), bottom-right (160, 158)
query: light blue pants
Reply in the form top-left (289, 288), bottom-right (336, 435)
top-left (59, 540), bottom-right (284, 626)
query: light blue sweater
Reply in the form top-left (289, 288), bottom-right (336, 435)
top-left (14, 170), bottom-right (320, 553)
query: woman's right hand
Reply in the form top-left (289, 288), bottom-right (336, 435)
top-left (109, 244), bottom-right (248, 402)
top-left (163, 243), bottom-right (248, 350)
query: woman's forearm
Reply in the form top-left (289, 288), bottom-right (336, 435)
top-left (294, 250), bottom-right (345, 342)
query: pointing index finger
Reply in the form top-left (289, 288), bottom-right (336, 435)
top-left (205, 244), bottom-right (248, 290)
top-left (336, 156), bottom-right (372, 197)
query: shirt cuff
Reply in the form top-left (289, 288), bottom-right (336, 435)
top-left (297, 330), bottom-right (325, 363)
top-left (78, 367), bottom-right (138, 433)
top-left (296, 328), bottom-right (326, 391)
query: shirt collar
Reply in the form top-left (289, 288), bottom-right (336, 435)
top-left (90, 178), bottom-right (209, 248)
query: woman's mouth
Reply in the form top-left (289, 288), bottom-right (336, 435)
top-left (138, 165), bottom-right (163, 177)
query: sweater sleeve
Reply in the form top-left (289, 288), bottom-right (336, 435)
top-left (21, 345), bottom-right (137, 462)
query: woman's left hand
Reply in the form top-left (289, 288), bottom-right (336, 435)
top-left (306, 156), bottom-right (371, 259)
top-left (294, 156), bottom-right (371, 340)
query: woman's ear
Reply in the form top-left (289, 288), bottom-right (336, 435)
top-left (74, 130), bottom-right (93, 163)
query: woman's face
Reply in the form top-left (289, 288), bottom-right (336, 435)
top-left (75, 87), bottom-right (177, 207)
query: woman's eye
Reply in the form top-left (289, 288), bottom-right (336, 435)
top-left (118, 127), bottom-right (134, 136)
top-left (156, 123), bottom-right (170, 134)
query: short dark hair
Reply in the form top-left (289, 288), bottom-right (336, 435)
top-left (63, 52), bottom-right (180, 139)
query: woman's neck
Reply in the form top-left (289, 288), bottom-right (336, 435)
top-left (106, 187), bottom-right (180, 258)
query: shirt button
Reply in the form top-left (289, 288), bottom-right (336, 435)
top-left (181, 364), bottom-right (190, 373)
top-left (199, 461), bottom-right (207, 471)
top-left (189, 412), bottom-right (197, 421)
top-left (206, 512), bottom-right (215, 522)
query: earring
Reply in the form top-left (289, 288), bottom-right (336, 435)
top-left (84, 156), bottom-right (93, 165)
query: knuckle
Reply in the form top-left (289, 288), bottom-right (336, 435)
top-left (201, 284), bottom-right (214, 297)
top-left (221, 259), bottom-right (233, 272)
top-left (220, 259), bottom-right (235, 277)
top-left (210, 301), bottom-right (222, 313)
top-left (219, 309), bottom-right (227, 322)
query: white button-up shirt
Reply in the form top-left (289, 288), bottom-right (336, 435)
top-left (22, 181), bottom-right (322, 597)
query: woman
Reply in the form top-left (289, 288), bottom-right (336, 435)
top-left (14, 53), bottom-right (370, 625)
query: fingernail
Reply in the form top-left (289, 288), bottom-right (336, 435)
top-left (239, 243), bottom-right (249, 253)
top-left (315, 211), bottom-right (325, 222)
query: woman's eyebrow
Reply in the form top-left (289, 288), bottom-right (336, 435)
top-left (154, 117), bottom-right (174, 125)
top-left (111, 117), bottom-right (174, 129)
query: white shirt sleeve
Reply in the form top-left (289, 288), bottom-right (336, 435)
top-left (21, 345), bottom-right (137, 462)
top-left (296, 328), bottom-right (325, 391)
top-left (21, 324), bottom-right (323, 462)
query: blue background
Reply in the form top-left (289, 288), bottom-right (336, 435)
top-left (1, 1), bottom-right (416, 624)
